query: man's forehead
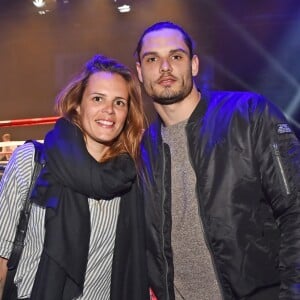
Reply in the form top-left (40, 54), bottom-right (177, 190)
top-left (141, 28), bottom-right (187, 53)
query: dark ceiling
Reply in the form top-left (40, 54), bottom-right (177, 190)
top-left (1, 0), bottom-right (300, 139)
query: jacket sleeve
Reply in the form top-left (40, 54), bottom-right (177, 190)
top-left (0, 143), bottom-right (35, 259)
top-left (251, 95), bottom-right (300, 299)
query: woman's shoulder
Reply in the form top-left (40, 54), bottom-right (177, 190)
top-left (0, 142), bottom-right (37, 202)
top-left (6, 142), bottom-right (36, 176)
top-left (13, 142), bottom-right (36, 164)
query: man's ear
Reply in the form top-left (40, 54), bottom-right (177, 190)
top-left (136, 62), bottom-right (143, 83)
top-left (191, 54), bottom-right (199, 77)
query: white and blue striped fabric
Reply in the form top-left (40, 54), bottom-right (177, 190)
top-left (0, 142), bottom-right (120, 299)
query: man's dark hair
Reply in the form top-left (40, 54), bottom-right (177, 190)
top-left (135, 21), bottom-right (195, 61)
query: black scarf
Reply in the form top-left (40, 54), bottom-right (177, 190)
top-left (30, 118), bottom-right (136, 300)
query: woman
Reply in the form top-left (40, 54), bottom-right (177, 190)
top-left (0, 54), bottom-right (149, 300)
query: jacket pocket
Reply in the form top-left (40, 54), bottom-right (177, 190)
top-left (271, 143), bottom-right (291, 195)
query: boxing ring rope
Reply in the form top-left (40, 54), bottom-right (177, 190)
top-left (0, 116), bottom-right (59, 128)
top-left (0, 116), bottom-right (58, 169)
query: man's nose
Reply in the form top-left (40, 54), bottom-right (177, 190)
top-left (160, 58), bottom-right (172, 73)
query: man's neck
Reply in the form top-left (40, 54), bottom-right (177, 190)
top-left (154, 87), bottom-right (201, 126)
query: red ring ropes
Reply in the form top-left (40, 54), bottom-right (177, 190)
top-left (0, 116), bottom-right (59, 128)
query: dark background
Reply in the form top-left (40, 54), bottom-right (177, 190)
top-left (1, 0), bottom-right (300, 140)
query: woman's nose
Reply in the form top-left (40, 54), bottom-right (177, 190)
top-left (101, 101), bottom-right (114, 114)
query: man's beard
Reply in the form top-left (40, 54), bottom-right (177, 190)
top-left (151, 82), bottom-right (193, 105)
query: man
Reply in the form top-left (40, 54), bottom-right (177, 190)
top-left (0, 133), bottom-right (15, 161)
top-left (135, 21), bottom-right (300, 300)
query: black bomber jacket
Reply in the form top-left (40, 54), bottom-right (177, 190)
top-left (141, 91), bottom-right (300, 300)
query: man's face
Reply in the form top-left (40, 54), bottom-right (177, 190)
top-left (136, 28), bottom-right (198, 105)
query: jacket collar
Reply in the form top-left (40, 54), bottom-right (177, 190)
top-left (187, 91), bottom-right (208, 126)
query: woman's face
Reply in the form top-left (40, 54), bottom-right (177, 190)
top-left (76, 71), bottom-right (129, 159)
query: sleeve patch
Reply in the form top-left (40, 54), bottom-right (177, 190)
top-left (276, 123), bottom-right (292, 134)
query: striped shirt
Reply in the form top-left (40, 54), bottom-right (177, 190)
top-left (0, 142), bottom-right (120, 299)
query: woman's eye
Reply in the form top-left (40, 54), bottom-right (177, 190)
top-left (115, 99), bottom-right (127, 106)
top-left (93, 96), bottom-right (103, 102)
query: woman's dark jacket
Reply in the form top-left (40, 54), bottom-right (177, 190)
top-left (140, 91), bottom-right (300, 300)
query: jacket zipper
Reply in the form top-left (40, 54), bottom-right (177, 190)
top-left (186, 130), bottom-right (225, 300)
top-left (161, 143), bottom-right (170, 300)
top-left (272, 143), bottom-right (291, 195)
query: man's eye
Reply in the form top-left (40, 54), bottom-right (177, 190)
top-left (146, 57), bottom-right (157, 63)
top-left (172, 55), bottom-right (182, 60)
